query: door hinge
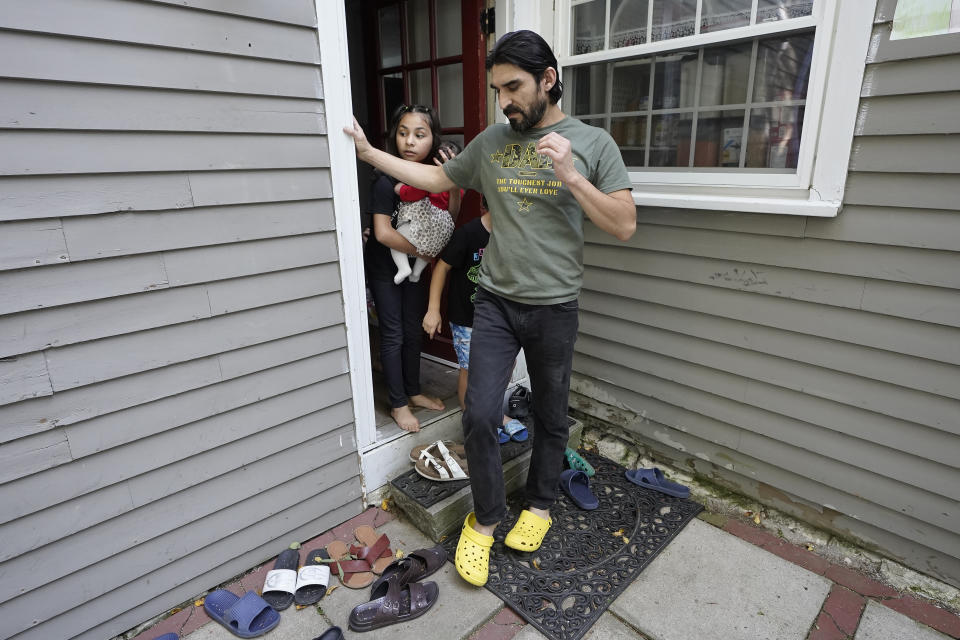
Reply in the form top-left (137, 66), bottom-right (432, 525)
top-left (481, 7), bottom-right (495, 36)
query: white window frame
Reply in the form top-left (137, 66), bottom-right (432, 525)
top-left (550, 0), bottom-right (876, 216)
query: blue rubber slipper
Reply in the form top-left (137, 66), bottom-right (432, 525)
top-left (153, 634), bottom-right (179, 640)
top-left (625, 467), bottom-right (690, 498)
top-left (497, 427), bottom-right (510, 444)
top-left (204, 590), bottom-right (280, 638)
top-left (559, 469), bottom-right (598, 510)
top-left (503, 419), bottom-right (528, 442)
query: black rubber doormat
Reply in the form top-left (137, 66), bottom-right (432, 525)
top-left (442, 451), bottom-right (703, 640)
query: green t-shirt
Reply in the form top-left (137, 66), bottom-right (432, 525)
top-left (442, 117), bottom-right (632, 305)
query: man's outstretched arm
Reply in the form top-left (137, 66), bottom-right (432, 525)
top-left (344, 117), bottom-right (456, 193)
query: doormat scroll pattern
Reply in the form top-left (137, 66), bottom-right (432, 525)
top-left (443, 451), bottom-right (702, 640)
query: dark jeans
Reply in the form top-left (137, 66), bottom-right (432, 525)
top-left (463, 287), bottom-right (579, 526)
top-left (368, 277), bottom-right (427, 408)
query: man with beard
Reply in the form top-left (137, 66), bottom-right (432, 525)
top-left (343, 29), bottom-right (636, 587)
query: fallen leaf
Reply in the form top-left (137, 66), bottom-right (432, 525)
top-left (395, 549), bottom-right (405, 559)
top-left (194, 599), bottom-right (204, 607)
top-left (612, 528), bottom-right (625, 537)
top-left (532, 558), bottom-right (541, 569)
top-left (295, 604), bottom-right (307, 611)
top-left (622, 536), bottom-right (630, 544)
top-left (289, 541), bottom-right (301, 550)
top-left (326, 585), bottom-right (339, 596)
top-left (380, 499), bottom-right (390, 512)
top-left (806, 544), bottom-right (815, 551)
top-left (753, 515), bottom-right (761, 525)
top-left (169, 608), bottom-right (182, 615)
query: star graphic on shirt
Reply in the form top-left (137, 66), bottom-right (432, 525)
top-left (517, 197), bottom-right (533, 213)
top-left (490, 150), bottom-right (506, 164)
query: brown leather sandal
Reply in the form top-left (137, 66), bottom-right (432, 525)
top-left (368, 544), bottom-right (446, 594)
top-left (323, 540), bottom-right (375, 589)
top-left (348, 575), bottom-right (439, 632)
top-left (351, 525), bottom-right (393, 575)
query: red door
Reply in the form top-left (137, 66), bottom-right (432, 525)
top-left (360, 0), bottom-right (488, 363)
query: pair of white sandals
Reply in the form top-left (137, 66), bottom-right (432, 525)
top-left (414, 440), bottom-right (469, 482)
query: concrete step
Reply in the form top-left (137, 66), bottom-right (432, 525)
top-left (388, 417), bottom-right (584, 542)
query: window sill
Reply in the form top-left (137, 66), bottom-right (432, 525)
top-left (631, 189), bottom-right (840, 217)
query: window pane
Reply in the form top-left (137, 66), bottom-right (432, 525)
top-left (653, 52), bottom-right (695, 110)
top-left (406, 0), bottom-right (431, 63)
top-left (650, 112), bottom-right (692, 166)
top-left (568, 63), bottom-right (608, 116)
top-left (651, 0), bottom-right (696, 42)
top-left (410, 68), bottom-right (432, 109)
top-left (572, 0), bottom-right (606, 54)
top-left (382, 73), bottom-right (404, 129)
top-left (436, 0), bottom-right (462, 57)
top-left (438, 63), bottom-right (463, 128)
top-left (758, 0), bottom-right (814, 23)
top-left (753, 33), bottom-right (814, 102)
top-left (610, 0), bottom-right (648, 48)
top-left (701, 0), bottom-right (751, 33)
top-left (379, 6), bottom-right (402, 68)
top-left (746, 106), bottom-right (804, 168)
top-left (611, 116), bottom-right (647, 166)
top-left (694, 110), bottom-right (745, 166)
top-left (612, 60), bottom-right (651, 112)
top-left (700, 42), bottom-right (752, 106)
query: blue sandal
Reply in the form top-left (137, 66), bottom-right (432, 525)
top-left (502, 419), bottom-right (528, 442)
top-left (204, 590), bottom-right (280, 638)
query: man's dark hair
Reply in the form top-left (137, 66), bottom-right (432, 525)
top-left (485, 30), bottom-right (563, 104)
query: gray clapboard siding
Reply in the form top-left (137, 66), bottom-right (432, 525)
top-left (1, 0), bottom-right (320, 63)
top-left (0, 219), bottom-right (68, 269)
top-left (0, 131), bottom-right (329, 175)
top-left (0, 428), bottom-right (71, 484)
top-left (869, 26), bottom-right (960, 63)
top-left (580, 308), bottom-right (960, 437)
top-left (0, 351), bottom-right (53, 406)
top-left (0, 31), bottom-right (323, 98)
top-left (0, 399), bottom-right (354, 565)
top-left (845, 172), bottom-right (960, 210)
top-left (45, 294), bottom-right (343, 392)
top-left (0, 264), bottom-right (339, 356)
top-left (855, 93), bottom-right (960, 136)
top-left (637, 206), bottom-right (806, 236)
top-left (188, 168), bottom-right (333, 206)
top-left (0, 425), bottom-right (355, 613)
top-left (217, 324), bottom-right (346, 378)
top-left (163, 233), bottom-right (338, 286)
top-left (0, 375), bottom-right (351, 527)
top-left (0, 254), bottom-right (169, 316)
top-left (0, 169), bottom-right (332, 221)
top-left (860, 279), bottom-right (960, 328)
top-left (589, 224), bottom-right (960, 289)
top-left (0, 173), bottom-right (195, 222)
top-left (861, 54), bottom-right (960, 96)
top-left (571, 357), bottom-right (959, 537)
top-left (851, 134), bottom-right (960, 174)
top-left (61, 200), bottom-right (334, 260)
top-left (65, 346), bottom-right (348, 459)
top-left (0, 80), bottom-right (326, 134)
top-left (143, 0), bottom-right (318, 27)
top-left (582, 267), bottom-right (960, 366)
top-left (805, 205), bottom-right (960, 251)
top-left (13, 475), bottom-right (362, 640)
top-left (578, 289), bottom-right (960, 401)
top-left (570, 381), bottom-right (960, 578)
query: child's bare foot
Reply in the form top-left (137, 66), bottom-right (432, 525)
top-left (409, 393), bottom-right (444, 411)
top-left (391, 405), bottom-right (420, 432)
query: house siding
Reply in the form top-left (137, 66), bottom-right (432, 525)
top-left (0, 2), bottom-right (361, 639)
top-left (572, 2), bottom-right (960, 587)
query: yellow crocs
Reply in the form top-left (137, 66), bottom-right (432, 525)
top-left (455, 512), bottom-right (494, 586)
top-left (504, 510), bottom-right (552, 551)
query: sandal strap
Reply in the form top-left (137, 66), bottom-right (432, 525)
top-left (418, 449), bottom-right (450, 479)
top-left (351, 532), bottom-right (391, 563)
top-left (432, 440), bottom-right (467, 479)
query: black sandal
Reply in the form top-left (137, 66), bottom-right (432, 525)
top-left (368, 545), bottom-right (447, 594)
top-left (348, 574), bottom-right (439, 631)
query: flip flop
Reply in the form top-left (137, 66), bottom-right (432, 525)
top-left (294, 549), bottom-right (331, 606)
top-left (497, 427), bottom-right (510, 444)
top-left (311, 627), bottom-right (344, 640)
top-left (625, 467), bottom-right (690, 498)
top-left (323, 540), bottom-right (375, 589)
top-left (261, 548), bottom-right (299, 611)
top-left (564, 447), bottom-right (595, 477)
top-left (203, 590), bottom-right (280, 638)
top-left (369, 544), bottom-right (447, 593)
top-left (408, 440), bottom-right (465, 463)
top-left (502, 418), bottom-right (528, 442)
top-left (351, 525), bottom-right (393, 574)
top-left (559, 469), bottom-right (599, 510)
top-left (348, 574), bottom-right (439, 632)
